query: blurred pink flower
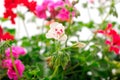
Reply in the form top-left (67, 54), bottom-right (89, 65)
top-left (46, 22), bottom-right (67, 41)
top-left (2, 59), bottom-right (12, 68)
top-left (89, 0), bottom-right (94, 3)
top-left (56, 8), bottom-right (70, 21)
top-left (7, 59), bottom-right (25, 80)
top-left (48, 0), bottom-right (64, 18)
top-left (36, 5), bottom-right (47, 19)
top-left (35, 0), bottom-right (77, 21)
top-left (5, 46), bottom-right (26, 58)
top-left (36, 0), bottom-right (53, 19)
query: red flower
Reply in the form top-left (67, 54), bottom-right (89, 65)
top-left (98, 23), bottom-right (120, 55)
top-left (97, 23), bottom-right (117, 36)
top-left (4, 9), bottom-right (17, 24)
top-left (24, 1), bottom-right (37, 13)
top-left (105, 34), bottom-right (120, 55)
top-left (0, 26), bottom-right (14, 41)
top-left (3, 0), bottom-right (37, 24)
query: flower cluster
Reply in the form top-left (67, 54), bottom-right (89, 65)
top-left (98, 23), bottom-right (120, 55)
top-left (36, 0), bottom-right (78, 22)
top-left (3, 0), bottom-right (37, 24)
top-left (0, 26), bottom-right (14, 41)
top-left (2, 46), bottom-right (26, 80)
top-left (46, 22), bottom-right (67, 41)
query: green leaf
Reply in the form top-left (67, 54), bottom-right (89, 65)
top-left (0, 17), bottom-right (8, 22)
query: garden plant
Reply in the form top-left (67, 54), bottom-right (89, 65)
top-left (0, 0), bottom-right (120, 80)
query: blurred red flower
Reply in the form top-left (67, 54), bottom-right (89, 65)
top-left (98, 23), bottom-right (120, 55)
top-left (3, 0), bottom-right (37, 24)
top-left (0, 26), bottom-right (14, 41)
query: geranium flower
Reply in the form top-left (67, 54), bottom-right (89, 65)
top-left (4, 59), bottom-right (25, 80)
top-left (3, 0), bottom-right (37, 24)
top-left (36, 0), bottom-right (53, 19)
top-left (56, 8), bottom-right (70, 21)
top-left (35, 5), bottom-right (47, 19)
top-left (2, 46), bottom-right (26, 80)
top-left (105, 33), bottom-right (120, 54)
top-left (23, 0), bottom-right (37, 13)
top-left (5, 46), bottom-right (26, 58)
top-left (46, 22), bottom-right (67, 41)
top-left (35, 0), bottom-right (77, 21)
top-left (0, 26), bottom-right (14, 41)
top-left (98, 23), bottom-right (120, 55)
top-left (2, 59), bottom-right (12, 68)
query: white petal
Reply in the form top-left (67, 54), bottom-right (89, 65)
top-left (59, 34), bottom-right (67, 41)
top-left (46, 32), bottom-right (54, 38)
top-left (50, 22), bottom-right (60, 28)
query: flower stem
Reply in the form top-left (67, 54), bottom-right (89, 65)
top-left (65, 19), bottom-right (72, 47)
top-left (10, 47), bottom-right (20, 79)
top-left (50, 65), bottom-right (59, 80)
top-left (22, 20), bottom-right (30, 38)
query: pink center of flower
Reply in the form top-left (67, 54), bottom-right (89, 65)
top-left (55, 28), bottom-right (63, 35)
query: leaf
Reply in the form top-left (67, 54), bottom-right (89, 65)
top-left (0, 17), bottom-right (8, 22)
top-left (51, 51), bottom-right (70, 70)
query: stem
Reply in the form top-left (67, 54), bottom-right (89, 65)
top-left (10, 47), bottom-right (20, 79)
top-left (22, 20), bottom-right (30, 38)
top-left (99, 0), bottom-right (114, 29)
top-left (65, 19), bottom-right (72, 47)
top-left (50, 65), bottom-right (59, 80)
top-left (66, 70), bottom-right (81, 75)
top-left (100, 11), bottom-right (110, 28)
top-left (68, 63), bottom-right (80, 71)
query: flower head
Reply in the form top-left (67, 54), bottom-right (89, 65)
top-left (5, 46), bottom-right (26, 58)
top-left (7, 59), bottom-right (25, 80)
top-left (56, 8), bottom-right (70, 21)
top-left (35, 5), bottom-right (47, 19)
top-left (98, 23), bottom-right (120, 55)
top-left (3, 0), bottom-right (37, 24)
top-left (46, 22), bottom-right (67, 41)
top-left (35, 0), bottom-right (77, 21)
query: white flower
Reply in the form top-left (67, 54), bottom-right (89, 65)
top-left (46, 22), bottom-right (67, 41)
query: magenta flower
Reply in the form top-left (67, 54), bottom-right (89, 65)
top-left (35, 0), bottom-right (77, 21)
top-left (7, 59), bottom-right (25, 80)
top-left (5, 46), bottom-right (26, 58)
top-left (2, 59), bottom-right (12, 68)
top-left (56, 8), bottom-right (70, 21)
top-left (36, 0), bottom-right (52, 19)
top-left (48, 1), bottom-right (64, 18)
top-left (36, 5), bottom-right (47, 19)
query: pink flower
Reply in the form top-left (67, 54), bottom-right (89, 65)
top-left (89, 0), bottom-right (94, 3)
top-left (5, 46), bottom-right (26, 58)
top-left (48, 1), bottom-right (64, 18)
top-left (42, 0), bottom-right (53, 9)
top-left (7, 59), bottom-right (25, 80)
top-left (35, 0), bottom-right (77, 21)
top-left (2, 59), bottom-right (12, 68)
top-left (36, 5), bottom-right (47, 19)
top-left (35, 0), bottom-right (52, 19)
top-left (46, 22), bottom-right (67, 41)
top-left (56, 8), bottom-right (70, 21)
